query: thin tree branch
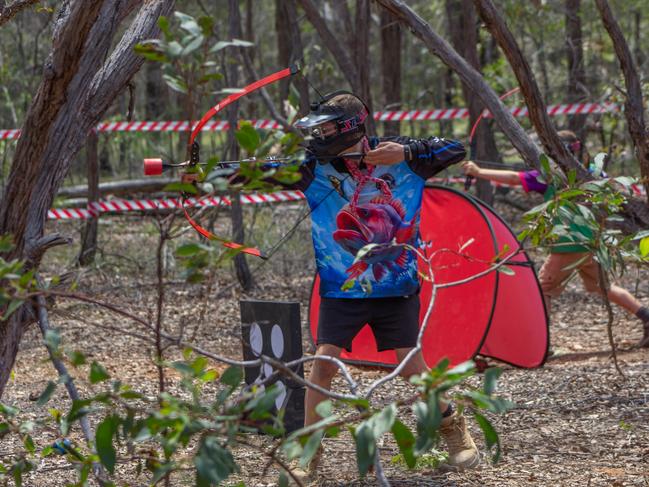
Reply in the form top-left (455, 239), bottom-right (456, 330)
top-left (0, 0), bottom-right (40, 27)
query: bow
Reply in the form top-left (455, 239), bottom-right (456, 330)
top-left (465, 87), bottom-right (520, 190)
top-left (182, 65), bottom-right (301, 259)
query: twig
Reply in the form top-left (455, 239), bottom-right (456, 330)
top-left (35, 295), bottom-right (108, 486)
top-left (597, 264), bottom-right (624, 376)
top-left (236, 438), bottom-right (304, 487)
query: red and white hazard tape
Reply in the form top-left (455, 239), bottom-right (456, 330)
top-left (47, 179), bottom-right (645, 221)
top-left (48, 190), bottom-right (306, 220)
top-left (2, 102), bottom-right (619, 140)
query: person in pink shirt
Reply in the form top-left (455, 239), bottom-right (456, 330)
top-left (462, 130), bottom-right (649, 348)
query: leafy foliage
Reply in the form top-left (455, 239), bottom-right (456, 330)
top-left (519, 154), bottom-right (649, 277)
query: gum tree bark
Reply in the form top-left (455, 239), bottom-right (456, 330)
top-left (227, 0), bottom-right (253, 291)
top-left (78, 130), bottom-right (99, 266)
top-left (446, 0), bottom-right (499, 204)
top-left (595, 0), bottom-right (649, 204)
top-left (275, 0), bottom-right (310, 115)
top-left (0, 0), bottom-right (175, 398)
top-left (380, 8), bottom-right (401, 137)
top-left (565, 0), bottom-right (588, 139)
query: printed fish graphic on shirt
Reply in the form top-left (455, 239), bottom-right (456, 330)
top-left (333, 196), bottom-right (418, 282)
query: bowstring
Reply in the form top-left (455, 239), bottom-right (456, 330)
top-left (250, 172), bottom-right (353, 272)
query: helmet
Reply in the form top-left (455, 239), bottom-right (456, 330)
top-left (295, 91), bottom-right (369, 157)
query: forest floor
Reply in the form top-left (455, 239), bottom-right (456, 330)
top-left (2, 197), bottom-right (648, 487)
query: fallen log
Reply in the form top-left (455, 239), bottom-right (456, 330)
top-left (57, 176), bottom-right (176, 198)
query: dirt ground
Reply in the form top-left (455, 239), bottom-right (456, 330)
top-left (2, 199), bottom-right (648, 486)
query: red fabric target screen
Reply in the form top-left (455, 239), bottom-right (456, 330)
top-left (309, 185), bottom-right (548, 369)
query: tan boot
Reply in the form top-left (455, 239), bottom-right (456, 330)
top-left (288, 446), bottom-right (322, 485)
top-left (439, 412), bottom-right (480, 470)
top-left (639, 321), bottom-right (649, 348)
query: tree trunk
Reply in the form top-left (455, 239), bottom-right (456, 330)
top-left (145, 61), bottom-right (165, 120)
top-left (78, 130), bottom-right (99, 266)
top-left (380, 9), bottom-right (401, 137)
top-left (595, 0), bottom-right (649, 204)
top-left (565, 0), bottom-right (588, 139)
top-left (275, 0), bottom-right (310, 116)
top-left (0, 0), bottom-right (174, 398)
top-left (354, 0), bottom-right (375, 135)
top-left (446, 0), bottom-right (499, 204)
top-left (373, 0), bottom-right (543, 168)
top-left (296, 0), bottom-right (359, 92)
top-left (228, 0), bottom-right (253, 292)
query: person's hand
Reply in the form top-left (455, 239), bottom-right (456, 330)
top-left (363, 142), bottom-right (407, 166)
top-left (181, 172), bottom-right (199, 185)
top-left (461, 160), bottom-right (481, 177)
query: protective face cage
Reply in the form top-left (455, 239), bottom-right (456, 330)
top-left (295, 90), bottom-right (370, 157)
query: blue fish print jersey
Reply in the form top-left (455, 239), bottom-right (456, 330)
top-left (288, 136), bottom-right (465, 299)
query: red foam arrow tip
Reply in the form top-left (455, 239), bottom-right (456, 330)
top-left (144, 158), bottom-right (163, 176)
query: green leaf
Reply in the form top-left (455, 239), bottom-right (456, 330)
top-left (163, 182), bottom-right (197, 194)
top-left (614, 176), bottom-right (635, 188)
top-left (158, 16), bottom-right (171, 38)
top-left (354, 422), bottom-right (375, 477)
top-left (235, 122), bottom-right (261, 153)
top-left (371, 404), bottom-right (397, 438)
top-left (181, 34), bottom-right (205, 56)
top-left (23, 434), bottom-right (35, 453)
top-left (391, 419), bottom-right (416, 468)
top-left (194, 436), bottom-right (238, 484)
top-left (162, 73), bottom-right (188, 93)
top-left (209, 38), bottom-right (254, 53)
top-left (474, 412), bottom-right (501, 463)
top-left (96, 416), bottom-right (117, 474)
top-left (220, 366), bottom-right (243, 388)
top-left (300, 430), bottom-right (324, 468)
top-left (43, 329), bottom-right (61, 354)
top-left (640, 237), bottom-right (649, 258)
top-left (0, 402), bottom-right (19, 418)
top-left (539, 154), bottom-right (551, 180)
top-left (167, 40), bottom-right (183, 57)
top-left (175, 11), bottom-right (202, 36)
top-left (483, 368), bottom-right (501, 395)
top-left (2, 298), bottom-right (24, 320)
top-left (315, 400), bottom-right (333, 418)
top-left (36, 381), bottom-right (57, 406)
top-left (67, 350), bottom-right (87, 367)
top-left (133, 43), bottom-right (169, 63)
top-left (90, 362), bottom-right (110, 384)
top-left (197, 16), bottom-right (214, 36)
top-left (496, 265), bottom-right (515, 276)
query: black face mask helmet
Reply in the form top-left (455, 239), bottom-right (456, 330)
top-left (294, 91), bottom-right (369, 158)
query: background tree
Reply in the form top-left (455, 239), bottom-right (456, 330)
top-left (0, 0), bottom-right (174, 397)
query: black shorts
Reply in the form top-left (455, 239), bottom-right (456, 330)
top-left (317, 295), bottom-right (420, 352)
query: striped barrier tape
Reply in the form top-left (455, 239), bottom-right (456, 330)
top-left (48, 190), bottom-right (306, 220)
top-left (48, 180), bottom-right (645, 220)
top-left (2, 102), bottom-right (620, 140)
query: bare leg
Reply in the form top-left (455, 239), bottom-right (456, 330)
top-left (304, 344), bottom-right (343, 427)
top-left (605, 284), bottom-right (642, 315)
